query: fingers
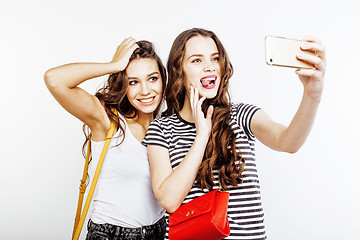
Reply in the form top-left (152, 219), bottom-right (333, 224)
top-left (206, 105), bottom-right (214, 120)
top-left (189, 86), bottom-right (212, 136)
top-left (197, 96), bottom-right (206, 114)
top-left (189, 86), bottom-right (207, 118)
top-left (122, 37), bottom-right (139, 54)
top-left (297, 35), bottom-right (326, 74)
top-left (190, 86), bottom-right (199, 112)
top-left (301, 42), bottom-right (326, 61)
top-left (125, 38), bottom-right (139, 53)
top-left (295, 68), bottom-right (323, 79)
top-left (113, 37), bottom-right (139, 60)
top-left (300, 35), bottom-right (326, 63)
top-left (297, 52), bottom-right (326, 72)
top-left (117, 37), bottom-right (137, 52)
top-left (190, 86), bottom-right (194, 112)
top-left (302, 35), bottom-right (321, 44)
top-left (111, 37), bottom-right (140, 71)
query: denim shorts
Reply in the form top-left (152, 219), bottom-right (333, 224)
top-left (85, 216), bottom-right (166, 240)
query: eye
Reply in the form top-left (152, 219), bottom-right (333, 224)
top-left (191, 58), bottom-right (201, 63)
top-left (212, 56), bottom-right (219, 62)
top-left (149, 76), bottom-right (158, 82)
top-left (129, 80), bottom-right (138, 85)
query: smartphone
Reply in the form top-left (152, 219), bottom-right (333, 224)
top-left (265, 35), bottom-right (315, 69)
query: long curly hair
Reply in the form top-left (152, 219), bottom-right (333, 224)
top-left (82, 40), bottom-right (167, 160)
top-left (165, 28), bottom-right (245, 190)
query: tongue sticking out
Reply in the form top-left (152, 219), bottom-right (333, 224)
top-left (200, 78), bottom-right (216, 88)
top-left (201, 79), bottom-right (212, 87)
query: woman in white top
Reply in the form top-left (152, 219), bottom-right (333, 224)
top-left (44, 38), bottom-right (166, 240)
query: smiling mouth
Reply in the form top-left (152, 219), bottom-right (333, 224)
top-left (200, 75), bottom-right (217, 89)
top-left (138, 96), bottom-right (155, 104)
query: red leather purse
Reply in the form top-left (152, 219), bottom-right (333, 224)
top-left (168, 190), bottom-right (230, 240)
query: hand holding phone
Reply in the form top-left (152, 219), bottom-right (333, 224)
top-left (265, 36), bottom-right (316, 69)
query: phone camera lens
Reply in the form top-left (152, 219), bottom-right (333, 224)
top-left (270, 58), bottom-right (273, 63)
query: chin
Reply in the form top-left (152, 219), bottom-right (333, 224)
top-left (199, 89), bottom-right (218, 99)
top-left (138, 103), bottom-right (160, 114)
top-left (137, 107), bottom-right (157, 114)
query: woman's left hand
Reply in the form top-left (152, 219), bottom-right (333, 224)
top-left (296, 36), bottom-right (326, 100)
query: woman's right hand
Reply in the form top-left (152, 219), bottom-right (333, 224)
top-left (44, 37), bottom-right (138, 141)
top-left (110, 37), bottom-right (139, 72)
top-left (190, 86), bottom-right (214, 138)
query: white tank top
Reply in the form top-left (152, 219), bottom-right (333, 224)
top-left (89, 115), bottom-right (164, 227)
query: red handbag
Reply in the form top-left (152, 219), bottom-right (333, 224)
top-left (168, 190), bottom-right (230, 240)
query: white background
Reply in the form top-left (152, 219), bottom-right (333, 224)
top-left (1, 0), bottom-right (359, 239)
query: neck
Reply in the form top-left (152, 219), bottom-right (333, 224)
top-left (179, 94), bottom-right (195, 123)
top-left (126, 111), bottom-right (154, 130)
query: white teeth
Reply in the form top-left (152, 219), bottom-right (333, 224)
top-left (200, 77), bottom-right (216, 84)
top-left (139, 97), bottom-right (154, 103)
top-left (201, 77), bottom-right (216, 82)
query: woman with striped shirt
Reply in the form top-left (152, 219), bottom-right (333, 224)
top-left (143, 28), bottom-right (326, 239)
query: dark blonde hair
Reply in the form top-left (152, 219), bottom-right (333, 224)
top-left (165, 28), bottom-right (245, 190)
top-left (83, 40), bottom-right (167, 157)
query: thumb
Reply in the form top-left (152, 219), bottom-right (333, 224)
top-left (206, 105), bottom-right (214, 120)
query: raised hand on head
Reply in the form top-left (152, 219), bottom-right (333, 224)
top-left (111, 37), bottom-right (139, 72)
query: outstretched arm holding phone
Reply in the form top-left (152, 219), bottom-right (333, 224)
top-left (252, 36), bottom-right (326, 153)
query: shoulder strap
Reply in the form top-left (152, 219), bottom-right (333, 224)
top-left (72, 118), bottom-right (117, 240)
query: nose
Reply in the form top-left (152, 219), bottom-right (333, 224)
top-left (204, 59), bottom-right (215, 72)
top-left (140, 82), bottom-right (150, 95)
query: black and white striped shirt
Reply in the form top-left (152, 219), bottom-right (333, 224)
top-left (143, 103), bottom-right (267, 240)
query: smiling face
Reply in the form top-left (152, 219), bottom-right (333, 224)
top-left (125, 58), bottom-right (163, 115)
top-left (182, 36), bottom-right (221, 99)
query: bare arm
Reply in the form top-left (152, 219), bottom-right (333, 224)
top-left (44, 37), bottom-right (138, 141)
top-left (148, 134), bottom-right (209, 213)
top-left (252, 36), bottom-right (326, 153)
top-left (148, 87), bottom-right (214, 213)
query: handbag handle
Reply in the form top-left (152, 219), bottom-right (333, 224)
top-left (72, 118), bottom-right (117, 240)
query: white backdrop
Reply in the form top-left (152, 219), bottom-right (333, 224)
top-left (1, 0), bottom-right (359, 239)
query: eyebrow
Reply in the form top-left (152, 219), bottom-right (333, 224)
top-left (127, 71), bottom-right (159, 80)
top-left (187, 52), bottom-right (219, 60)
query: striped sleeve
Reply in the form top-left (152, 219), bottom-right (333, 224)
top-left (142, 119), bottom-right (169, 149)
top-left (234, 103), bottom-right (260, 141)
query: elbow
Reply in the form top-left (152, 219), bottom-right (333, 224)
top-left (44, 68), bottom-right (66, 92)
top-left (44, 69), bottom-right (57, 90)
top-left (286, 148), bottom-right (299, 154)
top-left (281, 145), bottom-right (301, 154)
top-left (161, 201), bottom-right (180, 214)
top-left (278, 142), bottom-right (301, 154)
top-left (156, 194), bottom-right (182, 213)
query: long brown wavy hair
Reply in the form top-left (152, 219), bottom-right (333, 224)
top-left (165, 28), bottom-right (245, 190)
top-left (82, 40), bottom-right (167, 162)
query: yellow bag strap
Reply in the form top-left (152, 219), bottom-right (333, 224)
top-left (72, 117), bottom-right (117, 240)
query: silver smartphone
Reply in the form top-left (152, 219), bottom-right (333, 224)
top-left (265, 35), bottom-right (315, 69)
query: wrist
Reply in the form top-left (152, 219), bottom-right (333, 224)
top-left (195, 132), bottom-right (210, 144)
top-left (107, 61), bottom-right (124, 73)
top-left (303, 90), bottom-right (322, 104)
